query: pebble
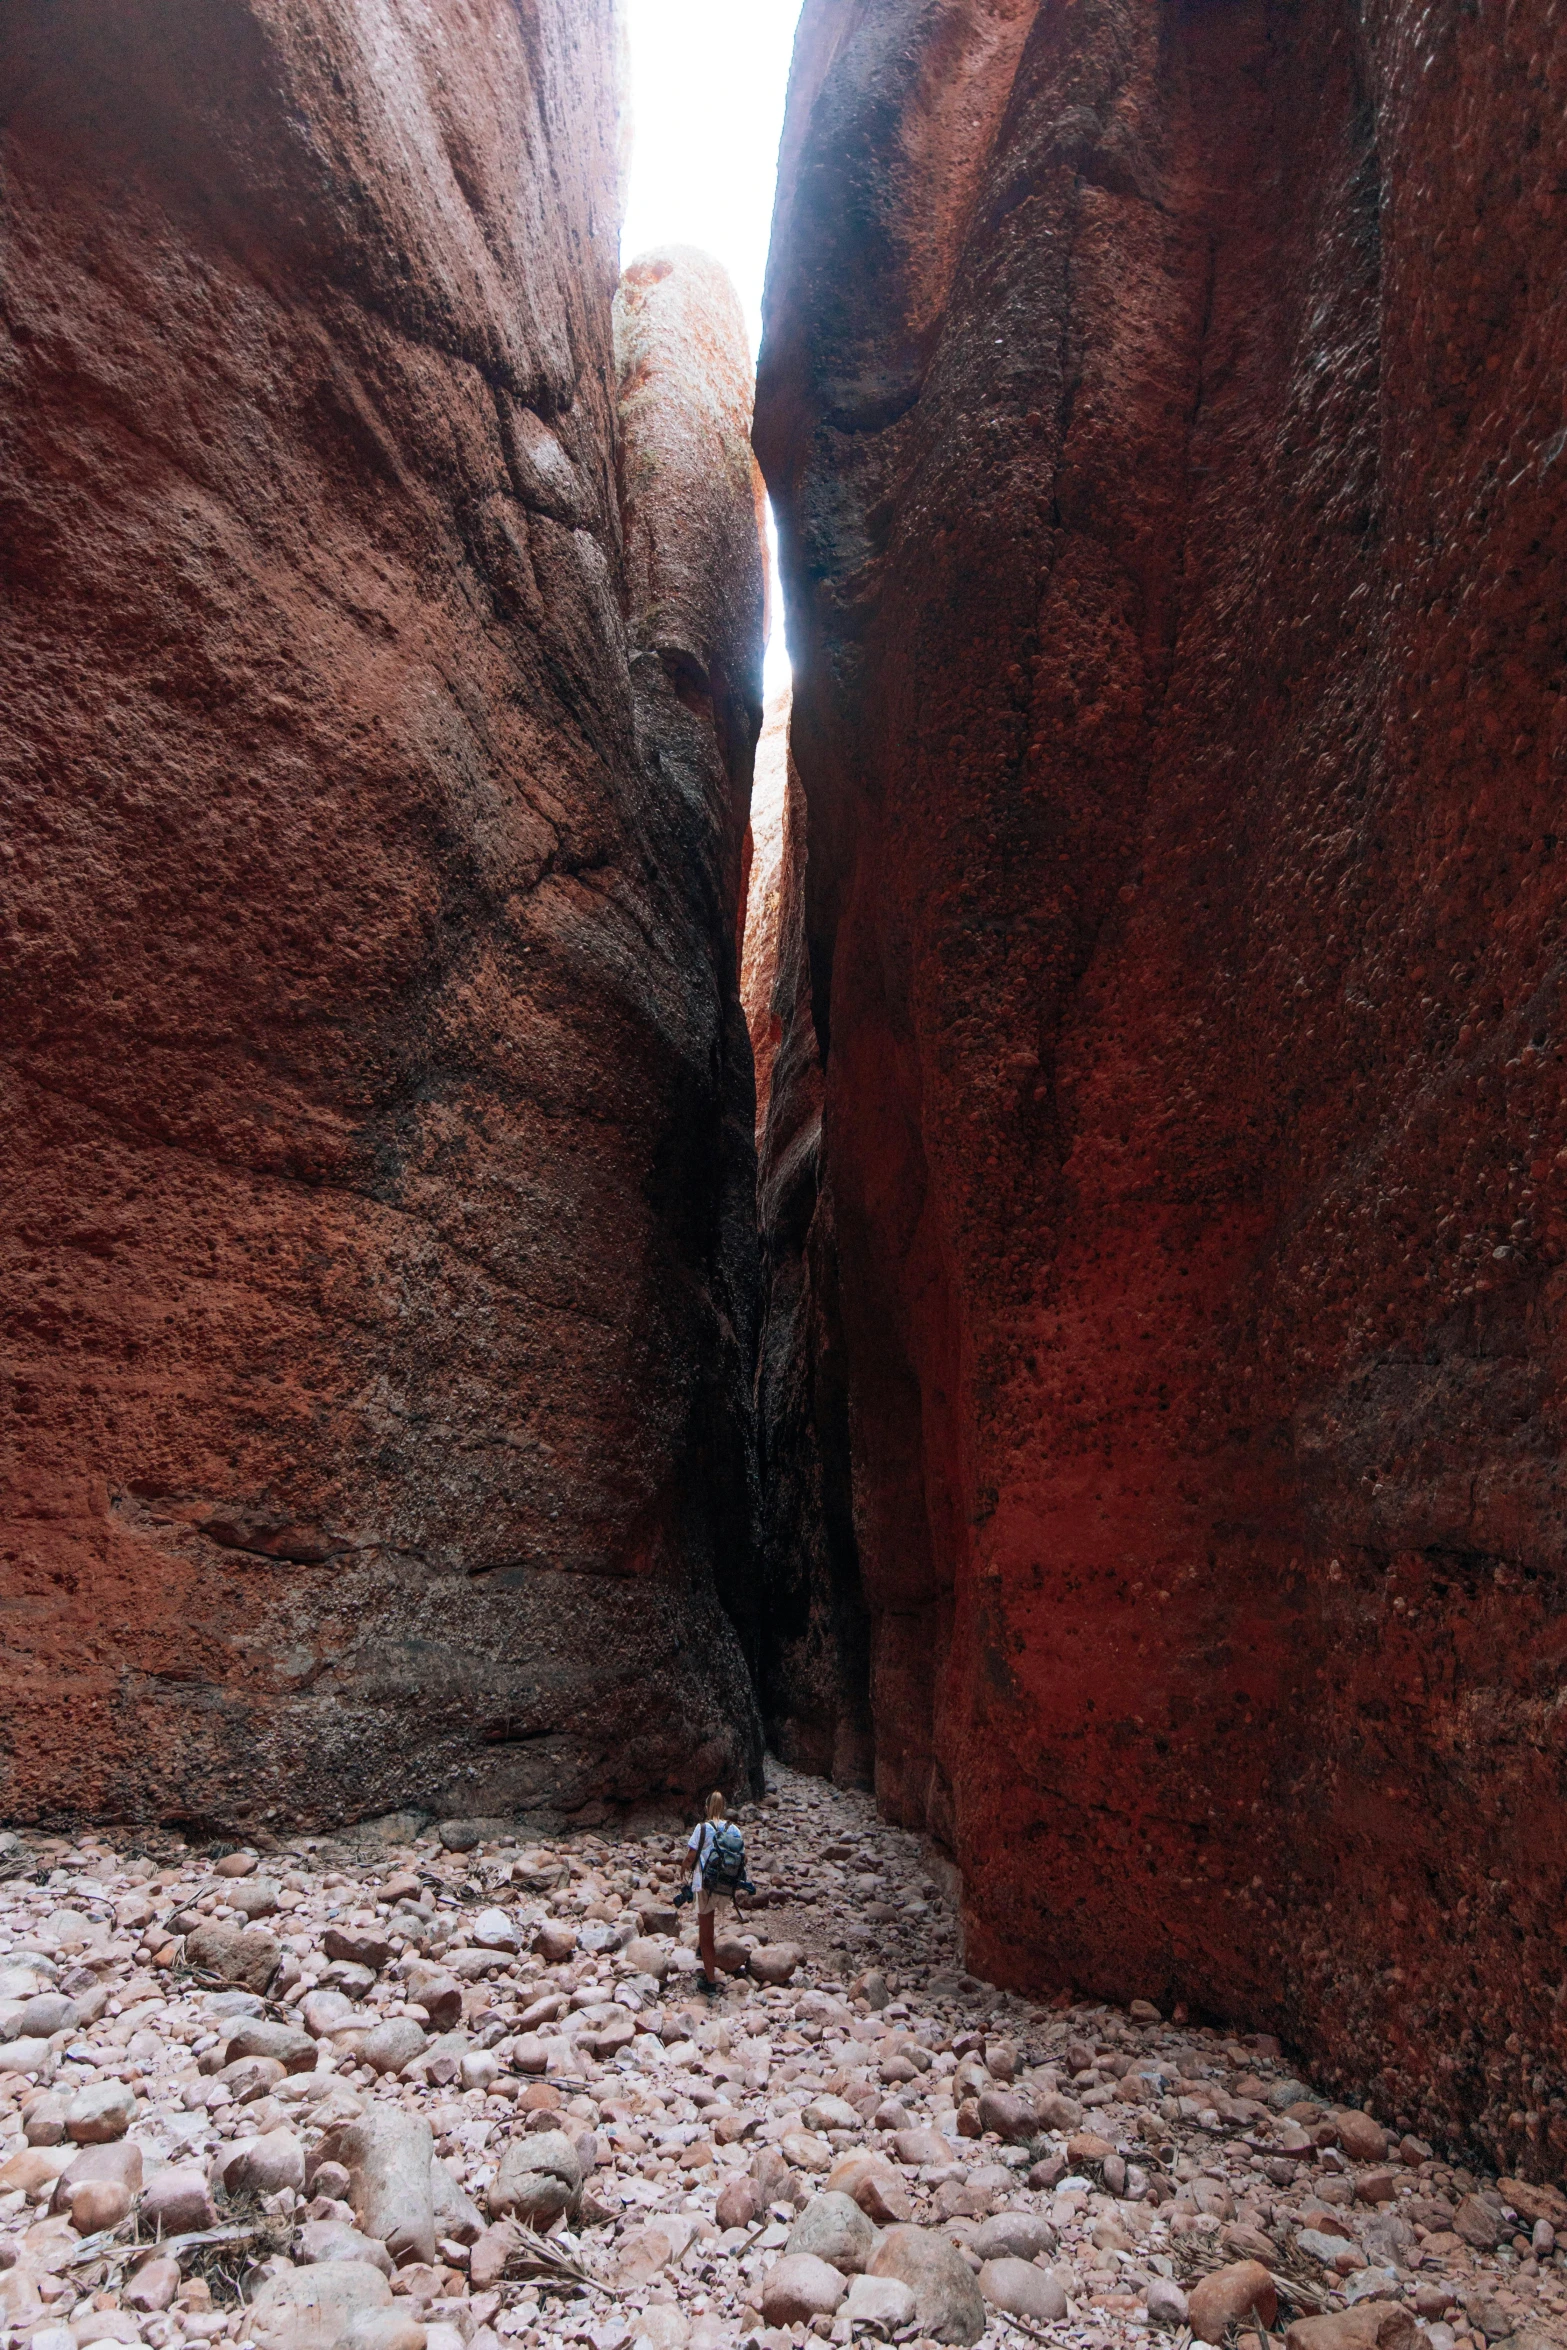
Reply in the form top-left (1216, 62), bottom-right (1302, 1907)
top-left (1188, 2258), bottom-right (1277, 2342)
top-left (760, 2252), bottom-right (847, 2322)
top-left (141, 2166), bottom-right (216, 2233)
top-left (65, 2084), bottom-right (136, 2144)
top-left (978, 2255), bottom-right (1067, 2321)
top-left (784, 2189), bottom-right (879, 2272)
top-left (869, 2224), bottom-right (985, 2344)
top-left (218, 2127), bottom-right (305, 2197)
top-left (844, 2272), bottom-right (916, 2327)
top-left (488, 2131), bottom-right (581, 2227)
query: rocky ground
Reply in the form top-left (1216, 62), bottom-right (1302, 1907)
top-left (2, 1766), bottom-right (1563, 2350)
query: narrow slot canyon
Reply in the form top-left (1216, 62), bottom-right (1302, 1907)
top-left (3, 3), bottom-right (1567, 2349)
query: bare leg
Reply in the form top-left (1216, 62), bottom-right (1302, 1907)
top-left (699, 1906), bottom-right (718, 1984)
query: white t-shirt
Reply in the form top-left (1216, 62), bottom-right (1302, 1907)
top-left (688, 1818), bottom-right (726, 1894)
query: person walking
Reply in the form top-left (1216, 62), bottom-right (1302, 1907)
top-left (686, 1789), bottom-right (731, 1994)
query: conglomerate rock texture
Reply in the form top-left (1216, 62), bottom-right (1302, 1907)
top-left (0, 2), bottom-right (764, 1829)
top-left (754, 0), bottom-right (1567, 2172)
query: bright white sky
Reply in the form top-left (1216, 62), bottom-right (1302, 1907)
top-left (620, 0), bottom-right (804, 694)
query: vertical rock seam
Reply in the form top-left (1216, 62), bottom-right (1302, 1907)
top-left (742, 697), bottom-right (871, 1788)
top-left (0, 1), bottom-right (764, 1829)
top-left (755, 0), bottom-right (1567, 2172)
top-left (614, 243), bottom-right (770, 1677)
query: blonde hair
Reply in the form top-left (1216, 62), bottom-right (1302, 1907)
top-left (706, 1790), bottom-right (725, 1820)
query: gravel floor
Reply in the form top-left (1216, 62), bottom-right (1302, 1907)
top-left (1, 1764), bottom-right (1562, 2350)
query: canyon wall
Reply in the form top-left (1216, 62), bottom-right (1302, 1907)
top-left (0, 1), bottom-right (764, 1831)
top-left (755, 0), bottom-right (1567, 2169)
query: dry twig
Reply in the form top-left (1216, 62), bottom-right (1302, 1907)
top-left (499, 2225), bottom-right (601, 2292)
top-left (64, 2219), bottom-right (279, 2277)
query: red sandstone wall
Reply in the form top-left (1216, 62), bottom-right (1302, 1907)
top-left (0, 1), bottom-right (764, 1830)
top-left (756, 0), bottom-right (1567, 2169)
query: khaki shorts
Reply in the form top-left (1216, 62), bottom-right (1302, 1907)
top-left (695, 1885), bottom-right (716, 1916)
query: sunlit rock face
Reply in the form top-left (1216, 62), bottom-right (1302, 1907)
top-left (0, 2), bottom-right (764, 1830)
top-left (756, 0), bottom-right (1567, 2168)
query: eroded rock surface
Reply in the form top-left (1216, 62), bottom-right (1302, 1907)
top-left (0, 4), bottom-right (762, 1826)
top-left (755, 0), bottom-right (1567, 2169)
